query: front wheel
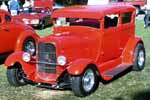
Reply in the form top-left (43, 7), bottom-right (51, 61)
top-left (71, 67), bottom-right (99, 97)
top-left (7, 64), bottom-right (27, 86)
top-left (133, 43), bottom-right (146, 71)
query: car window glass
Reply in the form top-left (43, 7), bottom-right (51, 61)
top-left (122, 12), bottom-right (132, 24)
top-left (104, 14), bottom-right (119, 28)
top-left (5, 15), bottom-right (11, 22)
top-left (55, 18), bottom-right (100, 29)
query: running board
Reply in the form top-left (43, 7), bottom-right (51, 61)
top-left (104, 64), bottom-right (132, 77)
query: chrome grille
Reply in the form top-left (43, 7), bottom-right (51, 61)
top-left (38, 42), bottom-right (56, 73)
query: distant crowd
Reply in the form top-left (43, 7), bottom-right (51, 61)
top-left (0, 0), bottom-right (33, 16)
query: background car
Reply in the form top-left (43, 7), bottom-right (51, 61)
top-left (0, 9), bottom-right (39, 62)
top-left (14, 7), bottom-right (52, 29)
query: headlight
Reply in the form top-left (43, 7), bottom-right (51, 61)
top-left (23, 37), bottom-right (36, 56)
top-left (31, 19), bottom-right (39, 24)
top-left (22, 52), bottom-right (31, 62)
top-left (57, 56), bottom-right (67, 66)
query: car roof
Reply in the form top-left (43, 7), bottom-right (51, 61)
top-left (52, 5), bottom-right (135, 19)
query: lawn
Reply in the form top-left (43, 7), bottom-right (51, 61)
top-left (0, 20), bottom-right (150, 100)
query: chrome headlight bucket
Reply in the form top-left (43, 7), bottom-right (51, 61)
top-left (22, 52), bottom-right (31, 62)
top-left (23, 37), bottom-right (36, 56)
top-left (57, 56), bottom-right (67, 66)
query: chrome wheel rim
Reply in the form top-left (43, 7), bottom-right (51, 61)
top-left (138, 50), bottom-right (145, 67)
top-left (24, 41), bottom-right (35, 55)
top-left (82, 69), bottom-right (95, 92)
top-left (16, 68), bottom-right (25, 83)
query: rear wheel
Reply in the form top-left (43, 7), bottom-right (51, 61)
top-left (7, 64), bottom-right (27, 86)
top-left (133, 43), bottom-right (145, 71)
top-left (135, 6), bottom-right (140, 16)
top-left (71, 67), bottom-right (99, 97)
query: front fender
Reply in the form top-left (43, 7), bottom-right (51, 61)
top-left (67, 59), bottom-right (94, 75)
top-left (14, 30), bottom-right (39, 51)
top-left (5, 51), bottom-right (24, 67)
top-left (122, 36), bottom-right (144, 64)
top-left (5, 51), bottom-right (36, 77)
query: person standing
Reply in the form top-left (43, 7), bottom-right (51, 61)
top-left (8, 0), bottom-right (20, 16)
top-left (0, 2), bottom-right (8, 11)
top-left (144, 0), bottom-right (150, 29)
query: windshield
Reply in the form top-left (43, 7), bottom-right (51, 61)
top-left (55, 17), bottom-right (100, 29)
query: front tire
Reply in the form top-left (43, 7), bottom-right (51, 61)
top-left (7, 64), bottom-right (27, 86)
top-left (71, 67), bottom-right (99, 97)
top-left (133, 43), bottom-right (146, 71)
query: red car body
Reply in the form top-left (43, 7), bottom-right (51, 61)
top-left (5, 5), bottom-right (145, 97)
top-left (110, 0), bottom-right (146, 14)
top-left (14, 7), bottom-right (52, 29)
top-left (110, 0), bottom-right (146, 6)
top-left (34, 0), bottom-right (53, 9)
top-left (0, 9), bottom-right (39, 60)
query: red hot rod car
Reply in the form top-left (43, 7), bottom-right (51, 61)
top-left (4, 5), bottom-right (145, 97)
top-left (0, 9), bottom-right (39, 61)
top-left (15, 7), bottom-right (52, 29)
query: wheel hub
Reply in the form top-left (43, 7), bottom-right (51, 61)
top-left (138, 50), bottom-right (145, 67)
top-left (82, 69), bottom-right (95, 92)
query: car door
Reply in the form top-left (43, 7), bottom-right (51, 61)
top-left (101, 14), bottom-right (120, 62)
top-left (119, 12), bottom-right (134, 50)
top-left (0, 14), bottom-right (17, 53)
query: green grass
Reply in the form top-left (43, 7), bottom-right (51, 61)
top-left (0, 20), bottom-right (150, 100)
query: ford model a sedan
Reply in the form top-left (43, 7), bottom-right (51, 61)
top-left (0, 9), bottom-right (39, 61)
top-left (5, 5), bottom-right (145, 97)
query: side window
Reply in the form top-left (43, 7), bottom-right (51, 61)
top-left (122, 12), bottom-right (132, 24)
top-left (5, 15), bottom-right (11, 22)
top-left (104, 14), bottom-right (118, 29)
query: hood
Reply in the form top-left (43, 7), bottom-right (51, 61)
top-left (38, 26), bottom-right (101, 62)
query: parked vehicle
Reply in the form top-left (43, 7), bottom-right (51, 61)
top-left (4, 5), bottom-right (145, 97)
top-left (0, 9), bottom-right (39, 62)
top-left (110, 0), bottom-right (146, 14)
top-left (14, 7), bottom-right (52, 29)
top-left (34, 0), bottom-right (53, 9)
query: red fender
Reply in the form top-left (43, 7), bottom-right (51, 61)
top-left (5, 51), bottom-right (36, 78)
top-left (14, 30), bottom-right (39, 51)
top-left (67, 59), bottom-right (95, 75)
top-left (5, 51), bottom-right (24, 67)
top-left (122, 36), bottom-right (143, 64)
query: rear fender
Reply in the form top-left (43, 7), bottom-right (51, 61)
top-left (122, 37), bottom-right (144, 64)
top-left (67, 59), bottom-right (95, 75)
top-left (14, 30), bottom-right (39, 51)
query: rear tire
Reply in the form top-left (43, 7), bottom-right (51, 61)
top-left (133, 43), bottom-right (145, 71)
top-left (7, 64), bottom-right (27, 86)
top-left (71, 67), bottom-right (99, 97)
